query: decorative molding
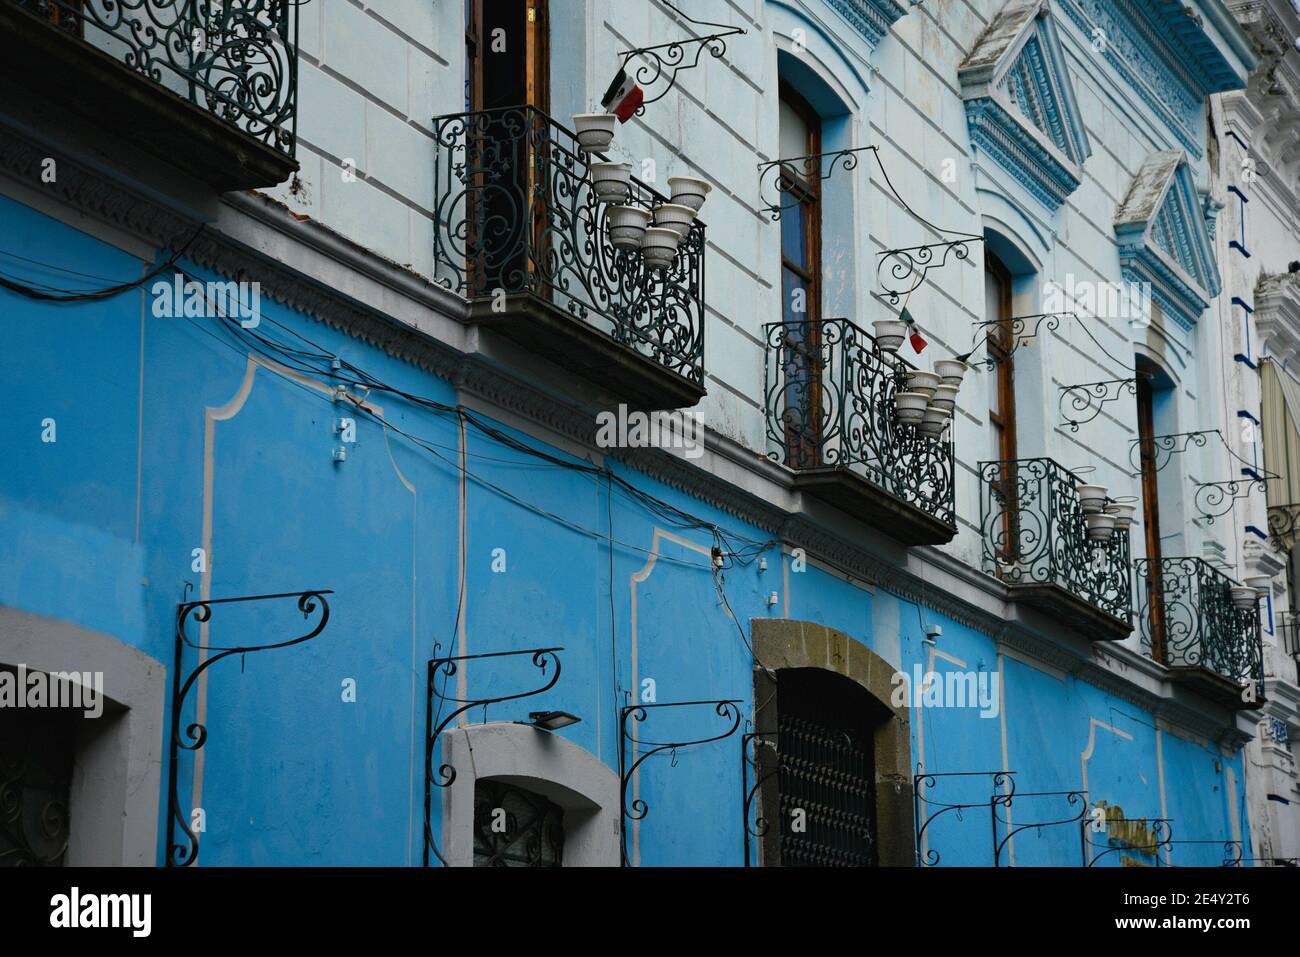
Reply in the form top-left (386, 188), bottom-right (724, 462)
top-left (825, 0), bottom-right (910, 49)
top-left (1115, 150), bottom-right (1221, 329)
top-left (960, 0), bottom-right (1090, 211)
top-left (1255, 272), bottom-right (1300, 357)
top-left (0, 112), bottom-right (1255, 748)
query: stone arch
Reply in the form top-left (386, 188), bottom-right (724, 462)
top-left (441, 722), bottom-right (619, 867)
top-left (751, 618), bottom-right (913, 866)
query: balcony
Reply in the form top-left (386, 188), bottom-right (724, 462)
top-left (431, 106), bottom-right (706, 412)
top-left (979, 458), bottom-right (1132, 640)
top-left (0, 0), bottom-right (298, 191)
top-left (1136, 558), bottom-right (1265, 710)
top-left (764, 317), bottom-right (956, 545)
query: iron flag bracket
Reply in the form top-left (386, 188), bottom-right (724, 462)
top-left (757, 147), bottom-right (875, 220)
top-left (423, 646), bottom-right (564, 867)
top-left (167, 586), bottom-right (333, 867)
top-left (1058, 378), bottom-right (1138, 432)
top-left (620, 698), bottom-right (742, 866)
top-left (992, 789), bottom-right (1087, 867)
top-left (616, 1), bottom-right (745, 115)
top-left (913, 770), bottom-right (1016, 867)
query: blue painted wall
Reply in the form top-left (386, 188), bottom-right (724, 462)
top-left (0, 194), bottom-right (1249, 866)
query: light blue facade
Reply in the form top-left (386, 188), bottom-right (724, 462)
top-left (0, 0), bottom-right (1274, 868)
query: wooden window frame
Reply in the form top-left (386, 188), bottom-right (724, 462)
top-left (1136, 373), bottom-right (1167, 663)
top-left (986, 254), bottom-right (1019, 564)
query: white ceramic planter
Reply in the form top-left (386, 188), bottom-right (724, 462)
top-left (572, 113), bottom-right (616, 154)
top-left (1084, 512), bottom-right (1117, 541)
top-left (1230, 585), bottom-right (1260, 610)
top-left (930, 383), bottom-right (960, 411)
top-left (919, 406), bottom-right (951, 437)
top-left (873, 320), bottom-right (907, 352)
top-left (589, 161), bottom-right (633, 203)
top-left (1075, 483), bottom-right (1109, 514)
top-left (667, 175), bottom-right (711, 212)
top-left (906, 370), bottom-right (941, 398)
top-left (1103, 502), bottom-right (1136, 530)
top-left (895, 391), bottom-right (929, 423)
top-left (934, 358), bottom-right (970, 386)
top-left (1245, 574), bottom-right (1273, 596)
top-left (641, 227), bottom-right (682, 270)
top-left (607, 205), bottom-right (652, 250)
top-left (652, 203), bottom-right (698, 238)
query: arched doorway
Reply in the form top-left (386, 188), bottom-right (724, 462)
top-left (750, 619), bottom-right (914, 866)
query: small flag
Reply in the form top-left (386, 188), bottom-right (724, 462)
top-left (900, 307), bottom-right (928, 353)
top-left (602, 67), bottom-right (644, 123)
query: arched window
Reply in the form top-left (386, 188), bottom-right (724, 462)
top-left (472, 779), bottom-right (565, 867)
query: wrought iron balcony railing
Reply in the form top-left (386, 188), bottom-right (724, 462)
top-left (763, 317), bottom-right (956, 541)
top-left (979, 458), bottom-right (1132, 631)
top-left (1136, 557), bottom-right (1265, 702)
top-left (8, 0), bottom-right (297, 158)
top-left (431, 106), bottom-right (705, 397)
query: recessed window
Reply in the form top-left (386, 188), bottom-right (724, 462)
top-left (473, 780), bottom-right (565, 867)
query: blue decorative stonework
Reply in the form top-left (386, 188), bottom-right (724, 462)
top-left (960, 2), bottom-right (1091, 211)
top-left (1115, 151), bottom-right (1221, 330)
top-left (825, 0), bottom-right (909, 48)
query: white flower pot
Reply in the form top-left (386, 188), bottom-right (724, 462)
top-left (1075, 483), bottom-right (1109, 514)
top-left (919, 406), bottom-right (951, 438)
top-left (572, 113), bottom-right (616, 154)
top-left (1229, 585), bottom-right (1260, 610)
top-left (652, 202), bottom-right (698, 238)
top-left (641, 227), bottom-right (682, 270)
top-left (1084, 511), bottom-right (1117, 541)
top-left (1103, 502), bottom-right (1136, 530)
top-left (873, 320), bottom-right (907, 352)
top-left (934, 358), bottom-right (970, 386)
top-left (607, 205), bottom-right (652, 250)
top-left (930, 383), bottom-right (960, 411)
top-left (895, 391), bottom-right (929, 424)
top-left (1245, 574), bottom-right (1272, 596)
top-left (905, 370), bottom-right (941, 398)
top-left (590, 161), bottom-right (633, 203)
top-left (667, 175), bottom-right (711, 212)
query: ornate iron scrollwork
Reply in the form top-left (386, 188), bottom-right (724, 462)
top-left (14, 0), bottom-right (298, 153)
top-left (992, 789), bottom-right (1088, 867)
top-left (763, 316), bottom-right (956, 527)
top-left (1058, 378), bottom-right (1138, 432)
top-left (167, 587), bottom-right (332, 867)
top-left (740, 731), bottom-right (779, 867)
top-left (967, 312), bottom-right (1072, 369)
top-left (1128, 429), bottom-right (1214, 474)
top-left (1080, 814), bottom-right (1172, 867)
top-left (757, 147), bottom-right (874, 220)
top-left (1192, 475), bottom-right (1271, 524)
top-left (979, 458), bottom-right (1132, 623)
top-left (423, 646), bottom-right (564, 867)
top-left (877, 237), bottom-right (979, 306)
top-left (1163, 839), bottom-right (1244, 867)
top-left (1136, 557), bottom-right (1265, 694)
top-left (616, 1), bottom-right (745, 114)
top-left (620, 699), bottom-right (742, 866)
top-left (912, 770), bottom-right (1015, 867)
top-left (431, 106), bottom-right (706, 385)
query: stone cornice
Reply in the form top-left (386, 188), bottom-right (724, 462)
top-left (0, 112), bottom-right (1256, 750)
top-left (1255, 272), bottom-right (1300, 356)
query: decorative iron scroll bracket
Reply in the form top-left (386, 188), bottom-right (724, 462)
top-left (992, 789), bottom-right (1088, 867)
top-left (1080, 815), bottom-right (1172, 867)
top-left (1240, 857), bottom-right (1299, 867)
top-left (1129, 429), bottom-right (1215, 474)
top-left (617, 1), bottom-right (745, 114)
top-left (1058, 378), bottom-right (1138, 432)
top-left (757, 147), bottom-right (874, 220)
top-left (913, 770), bottom-right (1015, 867)
top-left (968, 312), bottom-right (1075, 369)
top-left (423, 646), bottom-right (564, 867)
top-left (1193, 474), bottom-right (1272, 524)
top-left (741, 730), bottom-right (781, 867)
top-left (167, 587), bottom-right (333, 867)
top-left (878, 236), bottom-right (981, 306)
top-left (620, 699), bottom-right (742, 866)
top-left (1163, 839), bottom-right (1244, 867)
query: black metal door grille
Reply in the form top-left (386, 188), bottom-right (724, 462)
top-left (0, 707), bottom-right (74, 866)
top-left (777, 712), bottom-right (875, 866)
top-left (472, 780), bottom-right (564, 867)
